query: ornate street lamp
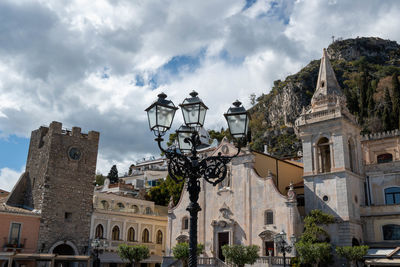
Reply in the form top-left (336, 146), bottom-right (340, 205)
top-left (274, 230), bottom-right (293, 267)
top-left (145, 91), bottom-right (249, 267)
top-left (91, 239), bottom-right (108, 267)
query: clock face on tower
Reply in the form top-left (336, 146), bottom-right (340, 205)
top-left (68, 147), bottom-right (81, 160)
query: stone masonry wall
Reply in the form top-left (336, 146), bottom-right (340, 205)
top-left (26, 121), bottom-right (99, 254)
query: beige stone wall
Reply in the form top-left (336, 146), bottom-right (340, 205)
top-left (362, 134), bottom-right (400, 165)
top-left (166, 153), bottom-right (301, 258)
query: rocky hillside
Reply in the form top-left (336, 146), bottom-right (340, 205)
top-left (250, 37), bottom-right (400, 157)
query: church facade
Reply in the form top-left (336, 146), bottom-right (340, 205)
top-left (165, 141), bottom-right (304, 260)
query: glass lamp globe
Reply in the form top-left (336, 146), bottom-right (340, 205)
top-left (179, 91), bottom-right (208, 127)
top-left (176, 125), bottom-right (196, 152)
top-left (224, 100), bottom-right (249, 139)
top-left (145, 92), bottom-right (178, 136)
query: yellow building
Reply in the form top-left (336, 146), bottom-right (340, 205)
top-left (90, 188), bottom-right (168, 267)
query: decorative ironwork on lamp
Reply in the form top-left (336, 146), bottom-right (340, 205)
top-left (145, 91), bottom-right (249, 267)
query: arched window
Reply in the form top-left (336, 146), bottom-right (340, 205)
top-left (156, 230), bottom-right (163, 244)
top-left (317, 137), bottom-right (331, 173)
top-left (117, 203), bottom-right (125, 210)
top-left (132, 205), bottom-right (139, 213)
top-left (145, 207), bottom-right (152, 214)
top-left (218, 166), bottom-right (231, 189)
top-left (142, 229), bottom-right (150, 243)
top-left (385, 187), bottom-right (400, 204)
top-left (101, 200), bottom-right (109, 209)
top-left (112, 226), bottom-right (120, 240)
top-left (95, 224), bottom-right (104, 239)
top-left (182, 217), bottom-right (189, 230)
top-left (348, 138), bottom-right (356, 172)
top-left (377, 153), bottom-right (393, 164)
top-left (264, 211), bottom-right (273, 225)
top-left (127, 227), bottom-right (135, 242)
top-left (383, 224), bottom-right (400, 240)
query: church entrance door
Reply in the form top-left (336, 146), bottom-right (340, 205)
top-left (265, 241), bottom-right (274, 256)
top-left (218, 232), bottom-right (229, 261)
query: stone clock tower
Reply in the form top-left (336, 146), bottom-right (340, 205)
top-left (25, 121), bottom-right (99, 254)
top-left (295, 49), bottom-right (364, 247)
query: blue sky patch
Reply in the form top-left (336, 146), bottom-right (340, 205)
top-left (147, 49), bottom-right (205, 89)
top-left (135, 75), bottom-right (145, 86)
top-left (0, 135), bottom-right (29, 170)
top-left (243, 0), bottom-right (257, 11)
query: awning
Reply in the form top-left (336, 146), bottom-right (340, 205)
top-left (99, 252), bottom-right (162, 264)
top-left (365, 248), bottom-right (400, 258)
top-left (365, 258), bottom-right (400, 266)
top-left (0, 253), bottom-right (90, 262)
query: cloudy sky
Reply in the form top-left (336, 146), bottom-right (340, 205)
top-left (1, 0), bottom-right (400, 191)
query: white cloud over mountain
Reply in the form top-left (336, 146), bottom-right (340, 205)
top-left (0, 0), bottom-right (399, 177)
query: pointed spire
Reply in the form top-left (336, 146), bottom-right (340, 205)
top-left (311, 49), bottom-right (343, 105)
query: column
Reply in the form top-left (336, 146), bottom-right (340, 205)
top-left (313, 145), bottom-right (318, 174)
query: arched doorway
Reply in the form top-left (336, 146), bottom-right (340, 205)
top-left (53, 244), bottom-right (75, 255)
top-left (50, 242), bottom-right (77, 267)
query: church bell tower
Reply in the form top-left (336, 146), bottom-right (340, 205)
top-left (295, 49), bottom-right (364, 246)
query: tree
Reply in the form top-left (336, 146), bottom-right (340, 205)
top-left (147, 175), bottom-right (184, 206)
top-left (166, 133), bottom-right (178, 147)
top-left (391, 72), bottom-right (400, 128)
top-left (366, 81), bottom-right (375, 115)
top-left (336, 245), bottom-right (369, 267)
top-left (249, 93), bottom-right (257, 106)
top-left (208, 128), bottom-right (231, 143)
top-left (222, 244), bottom-right (259, 267)
top-left (172, 243), bottom-right (204, 267)
top-left (296, 242), bottom-right (331, 267)
top-left (95, 173), bottom-right (105, 186)
top-left (295, 210), bottom-right (334, 267)
top-left (117, 244), bottom-right (150, 267)
top-left (107, 165), bottom-right (119, 184)
top-left (383, 88), bottom-right (394, 131)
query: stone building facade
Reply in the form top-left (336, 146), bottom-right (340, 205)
top-left (6, 121), bottom-right (100, 255)
top-left (165, 140), bottom-right (304, 260)
top-left (90, 190), bottom-right (168, 267)
top-left (296, 49), bottom-right (400, 264)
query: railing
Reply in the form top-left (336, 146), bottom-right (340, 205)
top-left (271, 256), bottom-right (292, 265)
top-left (2, 238), bottom-right (26, 251)
top-left (197, 257), bottom-right (229, 267)
top-left (255, 256), bottom-right (293, 266)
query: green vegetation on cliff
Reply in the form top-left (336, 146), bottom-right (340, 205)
top-left (250, 37), bottom-right (400, 157)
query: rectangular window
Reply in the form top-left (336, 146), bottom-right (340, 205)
top-left (65, 212), bottom-right (72, 222)
top-left (9, 223), bottom-right (21, 245)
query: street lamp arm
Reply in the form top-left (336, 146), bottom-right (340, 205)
top-left (155, 136), bottom-right (168, 155)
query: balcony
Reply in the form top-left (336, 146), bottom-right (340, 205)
top-left (2, 238), bottom-right (26, 252)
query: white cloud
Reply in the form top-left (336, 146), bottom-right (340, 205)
top-left (0, 167), bottom-right (24, 192)
top-left (1, 0), bottom-right (400, 186)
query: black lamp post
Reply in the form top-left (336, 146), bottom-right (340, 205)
top-left (91, 239), bottom-right (108, 267)
top-left (274, 230), bottom-right (293, 267)
top-left (145, 91), bottom-right (249, 267)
